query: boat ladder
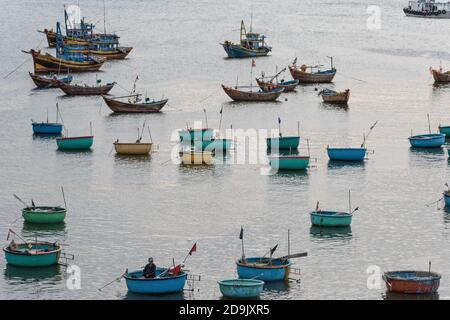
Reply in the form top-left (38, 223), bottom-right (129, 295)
top-left (59, 251), bottom-right (75, 267)
top-left (288, 267), bottom-right (302, 283)
top-left (185, 273), bottom-right (201, 293)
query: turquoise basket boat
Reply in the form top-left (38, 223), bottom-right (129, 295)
top-left (124, 268), bottom-right (187, 294)
top-left (218, 279), bottom-right (264, 298)
top-left (327, 147), bottom-right (366, 161)
top-left (266, 136), bottom-right (300, 150)
top-left (56, 135), bottom-right (93, 150)
top-left (210, 139), bottom-right (232, 152)
top-left (439, 125), bottom-right (450, 136)
top-left (444, 191), bottom-right (450, 207)
top-left (22, 206), bottom-right (66, 224)
top-left (236, 257), bottom-right (292, 282)
top-left (3, 241), bottom-right (61, 267)
top-left (179, 128), bottom-right (214, 142)
top-left (269, 155), bottom-right (309, 170)
top-left (408, 134), bottom-right (445, 148)
top-left (310, 210), bottom-right (353, 227)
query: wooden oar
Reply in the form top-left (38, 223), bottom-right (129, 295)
top-left (13, 194), bottom-right (30, 208)
top-left (98, 271), bottom-right (126, 291)
top-left (273, 252), bottom-right (308, 260)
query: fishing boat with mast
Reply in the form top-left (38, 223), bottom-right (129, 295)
top-left (409, 114), bottom-right (445, 148)
top-left (102, 76), bottom-right (168, 113)
top-left (266, 119), bottom-right (301, 151)
top-left (289, 57), bottom-right (336, 83)
top-left (318, 88), bottom-right (350, 104)
top-left (56, 78), bottom-right (115, 95)
top-left (431, 66), bottom-right (450, 83)
top-left (327, 121), bottom-right (377, 162)
top-left (403, 1), bottom-right (450, 18)
top-left (310, 191), bottom-right (358, 227)
top-left (256, 67), bottom-right (299, 92)
top-left (114, 123), bottom-right (153, 155)
top-left (28, 72), bottom-right (73, 89)
top-left (4, 229), bottom-right (62, 267)
top-left (56, 122), bottom-right (94, 150)
top-left (383, 262), bottom-right (441, 294)
top-left (32, 103), bottom-right (64, 135)
top-left (221, 20), bottom-right (271, 58)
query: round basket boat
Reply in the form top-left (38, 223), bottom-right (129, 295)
top-left (22, 206), bottom-right (66, 224)
top-left (3, 241), bottom-right (61, 267)
top-left (218, 279), bottom-right (264, 298)
top-left (310, 210), bottom-right (352, 227)
top-left (123, 268), bottom-right (187, 294)
top-left (383, 271), bottom-right (441, 294)
top-left (236, 257), bottom-right (292, 282)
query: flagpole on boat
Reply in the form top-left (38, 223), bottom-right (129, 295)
top-left (427, 113), bottom-right (431, 134)
top-left (90, 121), bottom-right (93, 136)
top-left (348, 190), bottom-right (351, 214)
top-left (218, 105), bottom-right (224, 133)
top-left (297, 121), bottom-right (300, 137)
top-left (61, 186), bottom-right (67, 209)
top-left (240, 226), bottom-right (245, 261)
top-left (203, 109), bottom-right (208, 128)
top-left (147, 126), bottom-right (153, 143)
top-left (287, 229), bottom-right (290, 257)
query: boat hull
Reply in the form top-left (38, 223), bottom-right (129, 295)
top-left (57, 82), bottom-right (115, 95)
top-left (180, 151), bottom-right (214, 165)
top-left (3, 242), bottom-right (61, 267)
top-left (310, 211), bottom-right (352, 227)
top-left (444, 192), bottom-right (450, 207)
top-left (89, 47), bottom-right (133, 60)
top-left (432, 70), bottom-right (450, 83)
top-left (114, 142), bottom-right (152, 155)
top-left (266, 136), bottom-right (300, 150)
top-left (236, 258), bottom-right (291, 282)
top-left (383, 271), bottom-right (441, 294)
top-left (218, 279), bottom-right (264, 298)
top-left (222, 85), bottom-right (283, 102)
top-left (327, 148), bottom-right (366, 161)
top-left (32, 123), bottom-right (63, 135)
top-left (256, 79), bottom-right (298, 92)
top-left (404, 9), bottom-right (450, 19)
top-left (124, 269), bottom-right (187, 294)
top-left (289, 66), bottom-right (336, 83)
top-left (29, 72), bottom-right (72, 89)
top-left (269, 156), bottom-right (310, 170)
top-left (439, 126), bottom-right (450, 136)
top-left (102, 96), bottom-right (167, 113)
top-left (321, 89), bottom-right (350, 104)
top-left (409, 134), bottom-right (445, 148)
top-left (222, 43), bottom-right (270, 58)
top-left (56, 136), bottom-right (94, 150)
top-left (22, 207), bottom-right (66, 224)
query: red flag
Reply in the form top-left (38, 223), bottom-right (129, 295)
top-left (170, 264), bottom-right (182, 275)
top-left (188, 242), bottom-right (197, 256)
top-left (251, 59), bottom-right (256, 68)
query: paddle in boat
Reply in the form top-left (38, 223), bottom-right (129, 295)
top-left (32, 103), bottom-right (64, 135)
top-left (3, 229), bottom-right (62, 267)
top-left (430, 66), bottom-right (450, 83)
top-left (218, 279), bottom-right (264, 298)
top-left (221, 20), bottom-right (271, 58)
top-left (383, 262), bottom-right (441, 294)
top-left (256, 67), bottom-right (299, 92)
top-left (318, 88), bottom-right (350, 104)
top-left (409, 114), bottom-right (445, 148)
top-left (310, 190), bottom-right (358, 227)
top-left (236, 227), bottom-right (307, 282)
top-left (56, 123), bottom-right (94, 151)
top-left (288, 57), bottom-right (336, 83)
top-left (114, 123), bottom-right (153, 155)
top-left (29, 72), bottom-right (72, 89)
top-left (327, 121), bottom-right (377, 162)
top-left (56, 78), bottom-right (115, 96)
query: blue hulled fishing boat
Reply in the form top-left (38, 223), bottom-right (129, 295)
top-left (32, 104), bottom-right (63, 135)
top-left (124, 268), bottom-right (187, 294)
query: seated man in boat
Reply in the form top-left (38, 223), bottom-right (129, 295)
top-left (143, 257), bottom-right (156, 278)
top-left (9, 240), bottom-right (18, 251)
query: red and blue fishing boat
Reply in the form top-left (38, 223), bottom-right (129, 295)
top-left (221, 20), bottom-right (271, 58)
top-left (123, 268), bottom-right (187, 294)
top-left (383, 270), bottom-right (441, 294)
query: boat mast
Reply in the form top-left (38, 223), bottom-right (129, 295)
top-left (427, 113), bottom-right (431, 134)
top-left (103, 0), bottom-right (107, 35)
top-left (348, 190), bottom-right (351, 214)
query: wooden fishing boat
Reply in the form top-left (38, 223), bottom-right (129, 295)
top-left (221, 20), bottom-right (271, 58)
top-left (256, 78), bottom-right (299, 92)
top-left (102, 95), bottom-right (167, 113)
top-left (269, 155), bottom-right (310, 170)
top-left (22, 206), bottom-right (66, 224)
top-left (114, 142), bottom-right (152, 155)
top-left (408, 133), bottom-right (445, 148)
top-left (432, 69), bottom-right (450, 83)
top-left (383, 271), bottom-right (441, 294)
top-left (29, 72), bottom-right (72, 89)
top-left (327, 147), bottom-right (366, 161)
top-left (310, 210), bottom-right (353, 227)
top-left (222, 85), bottom-right (284, 102)
top-left (319, 88), bottom-right (350, 104)
top-left (289, 57), bottom-right (336, 83)
top-left (23, 49), bottom-right (105, 74)
top-left (124, 268), bottom-right (187, 294)
top-left (218, 279), bottom-right (264, 298)
top-left (56, 81), bottom-right (115, 95)
top-left (89, 46), bottom-right (133, 60)
top-left (266, 136), bottom-right (300, 150)
top-left (56, 136), bottom-right (94, 150)
top-left (179, 151), bottom-right (214, 165)
top-left (438, 125), bottom-right (450, 136)
top-left (3, 241), bottom-right (62, 267)
top-left (236, 257), bottom-right (292, 282)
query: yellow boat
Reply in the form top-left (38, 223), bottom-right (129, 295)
top-left (179, 151), bottom-right (214, 165)
top-left (114, 141), bottom-right (152, 155)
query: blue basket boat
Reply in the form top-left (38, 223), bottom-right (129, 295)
top-left (266, 136), bottom-right (300, 150)
top-left (409, 134), bottom-right (445, 148)
top-left (32, 122), bottom-right (63, 135)
top-left (444, 191), bottom-right (450, 207)
top-left (56, 136), bottom-right (93, 150)
top-left (438, 125), bottom-right (450, 137)
top-left (310, 210), bottom-right (353, 227)
top-left (124, 268), bottom-right (187, 294)
top-left (269, 155), bottom-right (309, 170)
top-left (218, 279), bottom-right (264, 298)
top-left (327, 147), bottom-right (366, 161)
top-left (236, 257), bottom-right (291, 282)
top-left (3, 241), bottom-right (61, 267)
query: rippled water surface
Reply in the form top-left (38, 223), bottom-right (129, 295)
top-left (1, 0), bottom-right (450, 300)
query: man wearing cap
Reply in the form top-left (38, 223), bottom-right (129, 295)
top-left (143, 257), bottom-right (156, 278)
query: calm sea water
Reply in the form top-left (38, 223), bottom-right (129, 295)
top-left (1, 0), bottom-right (450, 300)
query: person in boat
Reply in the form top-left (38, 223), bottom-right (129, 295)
top-left (143, 257), bottom-right (156, 278)
top-left (9, 240), bottom-right (17, 251)
top-left (315, 201), bottom-right (322, 213)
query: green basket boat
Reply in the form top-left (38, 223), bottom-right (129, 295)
top-left (3, 241), bottom-right (61, 267)
top-left (269, 155), bottom-right (310, 170)
top-left (22, 206), bottom-right (66, 224)
top-left (56, 135), bottom-right (94, 150)
top-left (439, 125), bottom-right (450, 137)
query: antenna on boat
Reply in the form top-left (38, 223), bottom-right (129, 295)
top-left (147, 126), bottom-right (153, 143)
top-left (61, 186), bottom-right (67, 209)
top-left (203, 109), bottom-right (209, 128)
top-left (287, 229), bottom-right (290, 257)
top-left (103, 0), bottom-right (107, 35)
top-left (235, 75), bottom-right (239, 89)
top-left (218, 104), bottom-right (224, 133)
top-left (90, 121), bottom-right (93, 136)
top-left (348, 190), bottom-right (351, 214)
top-left (46, 108), bottom-right (49, 123)
top-left (139, 121), bottom-right (146, 141)
top-left (307, 139), bottom-right (311, 157)
top-left (297, 121), bottom-right (300, 137)
top-left (250, 5), bottom-right (253, 33)
top-left (327, 56), bottom-right (334, 69)
top-left (427, 114), bottom-right (431, 134)
top-left (429, 261), bottom-right (432, 274)
top-left (361, 121), bottom-right (378, 148)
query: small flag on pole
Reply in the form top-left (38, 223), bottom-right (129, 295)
top-left (251, 59), bottom-right (256, 68)
top-left (270, 244), bottom-right (278, 256)
top-left (239, 226), bottom-right (244, 240)
top-left (219, 106), bottom-right (223, 114)
top-left (188, 242), bottom-right (197, 256)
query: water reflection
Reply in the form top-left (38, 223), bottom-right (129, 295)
top-left (114, 154), bottom-right (152, 164)
top-left (319, 102), bottom-right (349, 112)
top-left (32, 133), bottom-right (61, 140)
top-left (409, 147), bottom-right (445, 156)
top-left (124, 291), bottom-right (186, 300)
top-left (4, 264), bottom-right (61, 281)
top-left (310, 226), bottom-right (352, 239)
top-left (327, 160), bottom-right (366, 169)
top-left (22, 221), bottom-right (67, 238)
top-left (383, 291), bottom-right (439, 300)
top-left (263, 280), bottom-right (290, 293)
